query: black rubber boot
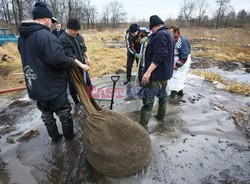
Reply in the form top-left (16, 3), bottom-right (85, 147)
top-left (156, 106), bottom-right (166, 121)
top-left (45, 124), bottom-right (63, 142)
top-left (170, 90), bottom-right (177, 99)
top-left (62, 117), bottom-right (75, 140)
top-left (177, 90), bottom-right (184, 97)
top-left (123, 78), bottom-right (131, 85)
top-left (139, 110), bottom-right (151, 130)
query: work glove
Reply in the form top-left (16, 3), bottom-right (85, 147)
top-left (140, 37), bottom-right (148, 44)
top-left (135, 53), bottom-right (143, 59)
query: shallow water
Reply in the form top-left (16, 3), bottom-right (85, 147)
top-left (0, 74), bottom-right (249, 184)
top-left (206, 66), bottom-right (250, 84)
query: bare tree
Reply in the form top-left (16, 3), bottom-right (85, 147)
top-left (90, 6), bottom-right (97, 28)
top-left (83, 0), bottom-right (97, 29)
top-left (101, 4), bottom-right (110, 27)
top-left (215, 0), bottom-right (230, 29)
top-left (197, 0), bottom-right (208, 25)
top-left (0, 0), bottom-right (12, 23)
top-left (109, 0), bottom-right (127, 28)
top-left (237, 9), bottom-right (248, 27)
top-left (223, 5), bottom-right (235, 27)
top-left (179, 0), bottom-right (197, 23)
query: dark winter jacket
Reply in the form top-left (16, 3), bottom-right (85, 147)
top-left (175, 35), bottom-right (191, 67)
top-left (52, 29), bottom-right (65, 38)
top-left (144, 26), bottom-right (175, 80)
top-left (18, 22), bottom-right (75, 101)
top-left (59, 31), bottom-right (87, 65)
top-left (125, 27), bottom-right (151, 55)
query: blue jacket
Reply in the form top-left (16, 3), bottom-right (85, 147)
top-left (144, 26), bottom-right (175, 80)
top-left (175, 35), bottom-right (191, 67)
top-left (18, 22), bottom-right (75, 101)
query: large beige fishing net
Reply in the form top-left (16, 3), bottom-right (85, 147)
top-left (70, 68), bottom-right (151, 177)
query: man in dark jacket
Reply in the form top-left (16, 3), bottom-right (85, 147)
top-left (52, 22), bottom-right (64, 38)
top-left (139, 15), bottom-right (175, 129)
top-left (124, 24), bottom-right (150, 85)
top-left (18, 2), bottom-right (88, 142)
top-left (59, 19), bottom-right (92, 107)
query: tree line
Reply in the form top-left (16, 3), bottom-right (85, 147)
top-left (176, 0), bottom-right (250, 29)
top-left (0, 0), bottom-right (249, 33)
top-left (0, 0), bottom-right (127, 31)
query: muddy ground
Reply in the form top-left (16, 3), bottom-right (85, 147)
top-left (0, 65), bottom-right (250, 183)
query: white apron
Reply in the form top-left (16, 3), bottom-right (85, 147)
top-left (168, 54), bottom-right (191, 91)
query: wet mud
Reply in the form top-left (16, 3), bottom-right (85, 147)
top-left (0, 97), bottom-right (35, 136)
top-left (0, 74), bottom-right (250, 184)
top-left (191, 56), bottom-right (250, 74)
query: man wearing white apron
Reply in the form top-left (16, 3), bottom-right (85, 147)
top-left (168, 26), bottom-right (191, 99)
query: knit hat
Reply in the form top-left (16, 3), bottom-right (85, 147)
top-left (32, 2), bottom-right (57, 23)
top-left (129, 24), bottom-right (139, 33)
top-left (67, 19), bottom-right (81, 30)
top-left (149, 15), bottom-right (164, 29)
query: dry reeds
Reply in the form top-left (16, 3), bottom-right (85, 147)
top-left (183, 28), bottom-right (250, 62)
top-left (192, 69), bottom-right (250, 95)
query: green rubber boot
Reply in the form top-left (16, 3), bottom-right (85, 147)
top-left (156, 106), bottom-right (166, 121)
top-left (139, 110), bottom-right (151, 129)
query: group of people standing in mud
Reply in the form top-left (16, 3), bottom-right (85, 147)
top-left (124, 17), bottom-right (191, 129)
top-left (18, 2), bottom-right (191, 141)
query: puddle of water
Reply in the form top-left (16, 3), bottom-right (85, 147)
top-left (207, 67), bottom-right (250, 84)
top-left (0, 74), bottom-right (250, 183)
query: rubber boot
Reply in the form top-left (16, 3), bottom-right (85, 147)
top-left (156, 106), bottom-right (166, 121)
top-left (123, 78), bottom-right (131, 85)
top-left (170, 90), bottom-right (177, 99)
top-left (139, 110), bottom-right (151, 129)
top-left (62, 118), bottom-right (75, 140)
top-left (177, 90), bottom-right (184, 97)
top-left (45, 124), bottom-right (63, 142)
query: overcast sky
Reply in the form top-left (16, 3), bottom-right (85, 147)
top-left (91, 0), bottom-right (250, 21)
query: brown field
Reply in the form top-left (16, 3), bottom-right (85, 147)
top-left (0, 28), bottom-right (250, 94)
top-left (183, 27), bottom-right (250, 62)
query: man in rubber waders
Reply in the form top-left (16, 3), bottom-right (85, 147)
top-left (139, 15), bottom-right (175, 129)
top-left (18, 2), bottom-right (88, 142)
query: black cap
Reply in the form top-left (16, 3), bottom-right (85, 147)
top-left (149, 15), bottom-right (164, 29)
top-left (67, 19), bottom-right (81, 30)
top-left (129, 24), bottom-right (139, 33)
top-left (32, 2), bottom-right (57, 23)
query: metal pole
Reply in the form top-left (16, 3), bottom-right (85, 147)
top-left (134, 43), bottom-right (144, 86)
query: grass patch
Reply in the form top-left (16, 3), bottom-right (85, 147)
top-left (82, 29), bottom-right (127, 78)
top-left (0, 43), bottom-right (24, 89)
top-left (0, 28), bottom-right (249, 91)
top-left (192, 69), bottom-right (250, 95)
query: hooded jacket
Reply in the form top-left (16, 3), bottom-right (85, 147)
top-left (18, 22), bottom-right (75, 101)
top-left (144, 26), bottom-right (175, 80)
